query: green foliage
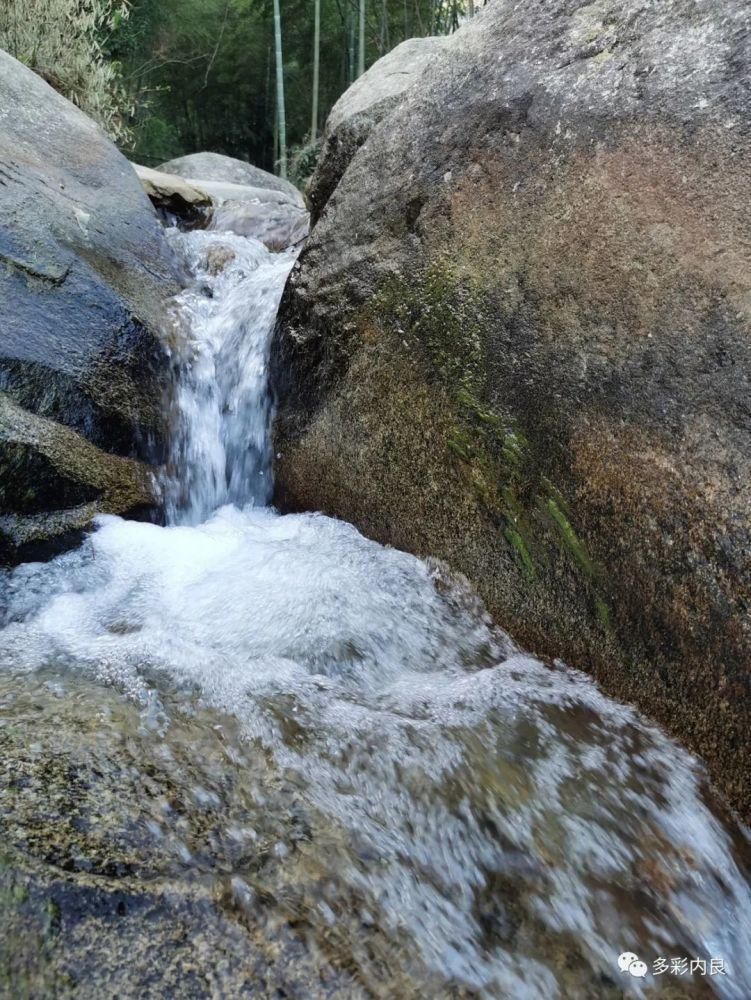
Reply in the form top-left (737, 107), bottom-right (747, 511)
top-left (132, 112), bottom-right (183, 164)
top-left (0, 0), bottom-right (133, 142)
top-left (110, 0), bottom-right (471, 170)
top-left (288, 136), bottom-right (323, 188)
top-left (0, 0), bottom-right (472, 170)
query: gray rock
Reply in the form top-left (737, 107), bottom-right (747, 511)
top-left (132, 164), bottom-right (309, 251)
top-left (273, 1), bottom-right (751, 818)
top-left (194, 177), bottom-right (301, 208)
top-left (159, 150), bottom-right (305, 207)
top-left (0, 49), bottom-right (180, 562)
top-left (0, 394), bottom-right (155, 563)
top-left (131, 162), bottom-right (212, 220)
top-left (196, 178), bottom-right (309, 251)
top-left (208, 197), bottom-right (309, 252)
top-left (307, 36), bottom-right (448, 223)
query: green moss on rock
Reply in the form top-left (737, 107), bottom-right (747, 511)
top-left (273, 0), bottom-right (751, 821)
top-left (0, 393), bottom-right (156, 562)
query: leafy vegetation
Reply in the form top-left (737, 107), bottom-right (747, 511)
top-left (1, 0), bottom-right (478, 176)
top-left (0, 0), bottom-right (133, 142)
top-left (111, 0), bottom-right (476, 172)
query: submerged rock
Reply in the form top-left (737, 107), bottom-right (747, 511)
top-left (0, 671), bottom-right (373, 998)
top-left (273, 0), bottom-right (751, 817)
top-left (198, 179), bottom-right (309, 250)
top-left (208, 192), bottom-right (309, 251)
top-left (204, 243), bottom-right (237, 276)
top-left (0, 49), bottom-right (180, 563)
top-left (159, 150), bottom-right (305, 208)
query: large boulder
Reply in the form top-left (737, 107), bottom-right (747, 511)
top-left (0, 50), bottom-right (180, 562)
top-left (307, 36), bottom-right (447, 224)
top-left (273, 0), bottom-right (751, 818)
top-left (158, 151), bottom-right (305, 207)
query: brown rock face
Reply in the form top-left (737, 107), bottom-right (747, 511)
top-left (272, 0), bottom-right (751, 817)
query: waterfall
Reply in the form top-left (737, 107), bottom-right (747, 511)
top-left (164, 229), bottom-right (297, 523)
top-left (1, 227), bottom-right (750, 998)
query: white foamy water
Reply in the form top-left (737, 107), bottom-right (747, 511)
top-left (1, 228), bottom-right (749, 998)
top-left (164, 230), bottom-right (297, 522)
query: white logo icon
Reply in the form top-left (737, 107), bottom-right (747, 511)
top-left (618, 952), bottom-right (639, 973)
top-left (618, 952), bottom-right (648, 978)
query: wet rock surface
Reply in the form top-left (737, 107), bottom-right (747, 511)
top-left (208, 193), bottom-right (309, 251)
top-left (0, 673), bottom-right (375, 998)
top-left (0, 395), bottom-right (155, 563)
top-left (1, 644), bottom-right (744, 998)
top-left (0, 49), bottom-right (180, 564)
top-left (198, 179), bottom-right (309, 250)
top-left (272, 0), bottom-right (751, 817)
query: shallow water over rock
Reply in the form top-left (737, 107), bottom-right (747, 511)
top-left (0, 228), bottom-right (749, 998)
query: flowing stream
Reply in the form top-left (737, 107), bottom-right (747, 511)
top-left (1, 227), bottom-right (750, 998)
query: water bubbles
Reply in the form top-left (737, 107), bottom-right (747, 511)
top-left (1, 506), bottom-right (749, 995)
top-left (0, 217), bottom-right (749, 997)
top-left (164, 228), bottom-right (297, 523)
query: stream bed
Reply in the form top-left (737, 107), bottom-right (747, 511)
top-left (0, 228), bottom-right (749, 999)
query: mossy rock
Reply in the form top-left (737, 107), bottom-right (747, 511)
top-left (0, 394), bottom-right (156, 563)
top-left (272, 0), bottom-right (751, 819)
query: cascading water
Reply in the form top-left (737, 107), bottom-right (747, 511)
top-left (164, 230), bottom-right (297, 523)
top-left (1, 227), bottom-right (750, 998)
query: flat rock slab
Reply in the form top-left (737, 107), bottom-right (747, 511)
top-left (131, 163), bottom-right (211, 211)
top-left (159, 150), bottom-right (305, 208)
top-left (132, 165), bottom-right (309, 251)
